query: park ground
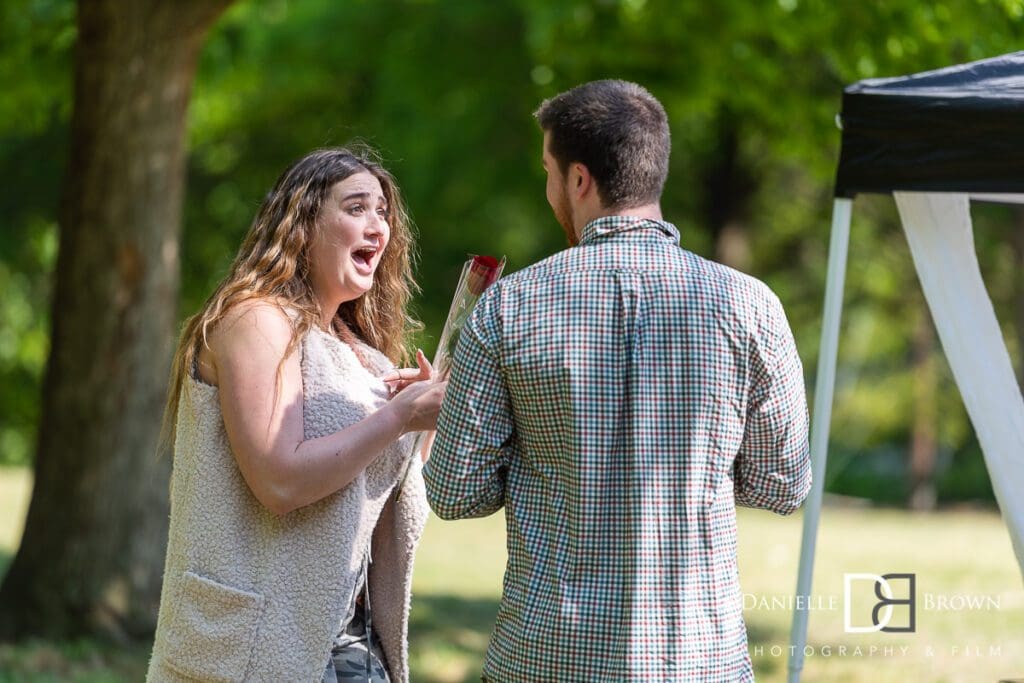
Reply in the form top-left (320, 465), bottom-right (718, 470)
top-left (1, 466), bottom-right (1021, 682)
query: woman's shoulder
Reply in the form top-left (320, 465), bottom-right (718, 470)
top-left (195, 298), bottom-right (304, 387)
top-left (218, 297), bottom-right (299, 336)
top-left (206, 297), bottom-right (306, 358)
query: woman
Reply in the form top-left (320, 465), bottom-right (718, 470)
top-left (147, 147), bottom-right (444, 682)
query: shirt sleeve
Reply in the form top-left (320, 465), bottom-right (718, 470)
top-left (733, 293), bottom-right (812, 515)
top-left (423, 285), bottom-right (515, 520)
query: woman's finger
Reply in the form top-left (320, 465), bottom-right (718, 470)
top-left (384, 350), bottom-right (433, 395)
top-left (382, 367), bottom-right (419, 382)
top-left (416, 348), bottom-right (434, 378)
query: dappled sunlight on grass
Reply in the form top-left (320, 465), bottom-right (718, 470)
top-left (409, 594), bottom-right (500, 683)
top-left (408, 513), bottom-right (505, 682)
top-left (737, 505), bottom-right (1024, 682)
top-left (1, 468), bottom-right (1021, 682)
top-left (0, 639), bottom-right (149, 683)
top-left (0, 467), bottom-right (31, 553)
top-left (410, 504), bottom-right (1024, 682)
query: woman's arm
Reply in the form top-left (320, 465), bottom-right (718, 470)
top-left (209, 300), bottom-right (444, 515)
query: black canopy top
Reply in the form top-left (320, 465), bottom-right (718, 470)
top-left (834, 51), bottom-right (1024, 198)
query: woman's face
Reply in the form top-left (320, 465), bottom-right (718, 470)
top-left (309, 171), bottom-right (391, 306)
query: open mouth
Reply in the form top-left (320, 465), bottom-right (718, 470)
top-left (351, 246), bottom-right (378, 274)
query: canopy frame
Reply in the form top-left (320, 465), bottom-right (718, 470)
top-left (787, 50), bottom-right (1024, 683)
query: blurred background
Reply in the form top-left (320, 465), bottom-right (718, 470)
top-left (1, 0), bottom-right (1022, 680)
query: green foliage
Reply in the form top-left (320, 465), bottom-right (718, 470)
top-left (1, 0), bottom-right (1023, 505)
top-left (0, 0), bottom-right (73, 465)
top-left (0, 224), bottom-right (55, 466)
top-left (183, 0), bottom-right (560, 340)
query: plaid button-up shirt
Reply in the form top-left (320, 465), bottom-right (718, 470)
top-left (425, 215), bottom-right (811, 682)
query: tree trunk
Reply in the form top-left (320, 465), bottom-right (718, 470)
top-left (0, 0), bottom-right (232, 641)
top-left (908, 301), bottom-right (939, 511)
top-left (702, 107), bottom-right (756, 271)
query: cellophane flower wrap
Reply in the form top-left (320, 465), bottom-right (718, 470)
top-left (431, 255), bottom-right (505, 382)
top-left (396, 254), bottom-right (505, 496)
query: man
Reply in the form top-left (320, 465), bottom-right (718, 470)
top-left (424, 79), bottom-right (811, 682)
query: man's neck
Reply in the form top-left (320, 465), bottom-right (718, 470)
top-left (573, 202), bottom-right (663, 236)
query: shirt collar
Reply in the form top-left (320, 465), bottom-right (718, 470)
top-left (578, 215), bottom-right (680, 246)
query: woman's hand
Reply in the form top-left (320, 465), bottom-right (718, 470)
top-left (382, 348), bottom-right (433, 394)
top-left (383, 348), bottom-right (446, 436)
top-left (387, 378), bottom-right (447, 433)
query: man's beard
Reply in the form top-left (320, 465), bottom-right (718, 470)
top-left (553, 185), bottom-right (577, 246)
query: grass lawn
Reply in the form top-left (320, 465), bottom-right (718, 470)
top-left (1, 466), bottom-right (1021, 682)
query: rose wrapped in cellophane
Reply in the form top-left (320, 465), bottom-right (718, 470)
top-left (430, 254), bottom-right (505, 382)
top-left (396, 254), bottom-right (505, 497)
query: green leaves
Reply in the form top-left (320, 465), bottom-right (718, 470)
top-left (2, 0), bottom-right (1022, 502)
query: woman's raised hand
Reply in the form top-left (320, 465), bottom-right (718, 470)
top-left (383, 350), bottom-right (446, 433)
top-left (382, 349), bottom-right (434, 394)
top-left (387, 378), bottom-right (447, 433)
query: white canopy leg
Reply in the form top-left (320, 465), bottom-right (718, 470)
top-left (787, 197), bottom-right (853, 683)
top-left (894, 191), bottom-right (1024, 576)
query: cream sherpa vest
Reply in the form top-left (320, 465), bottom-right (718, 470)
top-left (147, 327), bottom-right (429, 683)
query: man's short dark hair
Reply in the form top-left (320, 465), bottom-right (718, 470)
top-left (534, 79), bottom-right (670, 209)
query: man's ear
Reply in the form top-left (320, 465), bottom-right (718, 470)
top-left (571, 162), bottom-right (592, 200)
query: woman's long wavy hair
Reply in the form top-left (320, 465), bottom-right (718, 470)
top-left (160, 146), bottom-right (421, 454)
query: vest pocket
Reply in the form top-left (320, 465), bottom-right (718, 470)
top-left (164, 570), bottom-right (265, 682)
